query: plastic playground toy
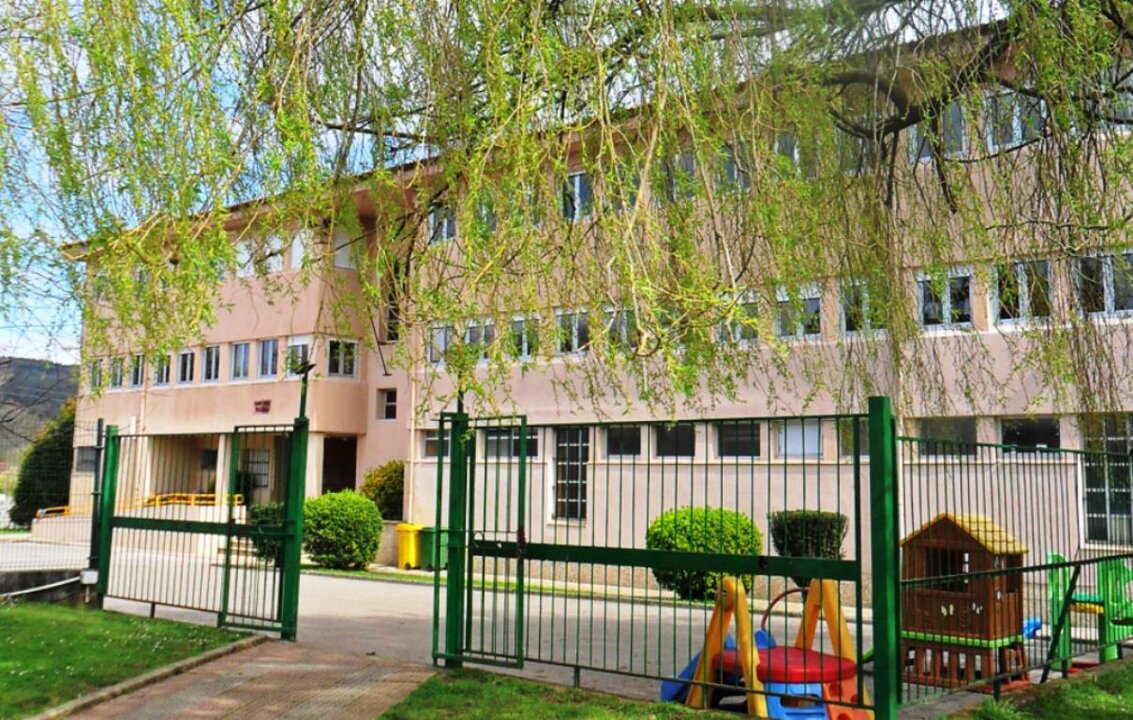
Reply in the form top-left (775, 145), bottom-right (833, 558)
top-left (1048, 553), bottom-right (1133, 669)
top-left (664, 576), bottom-right (872, 719)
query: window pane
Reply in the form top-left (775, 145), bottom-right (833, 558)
top-left (655, 424), bottom-right (695, 457)
top-left (1078, 257), bottom-right (1107, 313)
top-left (843, 285), bottom-right (865, 332)
top-left (1026, 261), bottom-right (1051, 318)
top-left (1002, 418), bottom-right (1061, 451)
top-left (576, 312), bottom-right (590, 351)
top-left (1115, 253), bottom-right (1133, 311)
top-left (997, 265), bottom-right (1020, 320)
top-left (606, 426), bottom-right (641, 456)
top-left (717, 422), bottom-right (760, 457)
top-left (777, 419), bottom-right (821, 459)
top-left (802, 296), bottom-right (821, 335)
top-left (837, 418), bottom-right (870, 457)
top-left (949, 275), bottom-right (972, 324)
top-left (920, 418), bottom-right (978, 456)
top-left (943, 102), bottom-right (966, 155)
top-left (554, 427), bottom-right (589, 521)
top-left (920, 280), bottom-right (943, 326)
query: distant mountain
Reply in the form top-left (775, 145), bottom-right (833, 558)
top-left (0, 357), bottom-right (78, 443)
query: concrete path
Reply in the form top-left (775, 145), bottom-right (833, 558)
top-left (70, 641), bottom-right (433, 720)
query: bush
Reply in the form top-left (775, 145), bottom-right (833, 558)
top-left (768, 510), bottom-right (848, 588)
top-left (10, 400), bottom-right (75, 527)
top-left (359, 460), bottom-right (404, 521)
top-left (645, 507), bottom-right (763, 600)
top-left (248, 502), bottom-right (284, 565)
top-left (303, 490), bottom-right (384, 569)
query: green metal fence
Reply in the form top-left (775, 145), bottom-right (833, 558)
top-left (96, 419), bottom-right (307, 638)
top-left (433, 396), bottom-right (900, 718)
top-left (897, 434), bottom-right (1133, 702)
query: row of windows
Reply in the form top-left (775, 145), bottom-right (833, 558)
top-left (424, 254), bottom-right (1132, 364)
top-left (90, 337), bottom-right (358, 390)
top-left (232, 229), bottom-right (358, 277)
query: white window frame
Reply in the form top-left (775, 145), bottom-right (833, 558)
top-left (201, 345), bottom-right (221, 383)
top-left (1076, 251), bottom-right (1133, 317)
top-left (231, 342), bottom-right (250, 380)
top-left (605, 307), bottom-right (639, 351)
top-left (841, 281), bottom-right (885, 334)
top-left (88, 360), bottom-right (102, 391)
top-left (993, 260), bottom-right (1052, 324)
top-left (153, 356), bottom-right (170, 386)
top-left (776, 419), bottom-right (823, 459)
top-left (129, 354), bottom-right (144, 387)
top-left (720, 292), bottom-right (759, 345)
top-left (332, 230), bottom-right (356, 269)
top-left (917, 266), bottom-right (974, 330)
top-left (428, 325), bottom-right (454, 365)
top-left (908, 101), bottom-right (968, 163)
top-left (177, 350), bottom-right (195, 384)
top-left (985, 91), bottom-right (1046, 152)
top-left (428, 205), bottom-right (457, 244)
top-left (327, 338), bottom-right (358, 377)
top-left (464, 320), bottom-right (495, 363)
top-left (562, 171), bottom-right (593, 222)
top-left (776, 284), bottom-right (823, 340)
top-left (286, 335), bottom-right (311, 377)
top-left (555, 309), bottom-right (590, 355)
top-left (509, 315), bottom-right (537, 359)
top-left (378, 388), bottom-right (397, 420)
top-left (258, 338), bottom-right (279, 378)
top-left (665, 149), bottom-right (698, 202)
top-left (108, 357), bottom-right (125, 389)
top-left (289, 228), bottom-right (312, 270)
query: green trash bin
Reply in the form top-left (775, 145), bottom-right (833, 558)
top-left (419, 526), bottom-right (449, 570)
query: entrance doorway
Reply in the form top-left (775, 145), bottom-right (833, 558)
top-left (321, 436), bottom-right (358, 493)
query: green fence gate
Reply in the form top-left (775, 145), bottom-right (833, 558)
top-left (433, 397), bottom-right (900, 719)
top-left (96, 418), bottom-right (308, 638)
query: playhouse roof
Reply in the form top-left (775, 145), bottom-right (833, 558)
top-left (900, 513), bottom-right (1028, 555)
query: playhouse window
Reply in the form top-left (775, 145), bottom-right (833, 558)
top-left (925, 549), bottom-right (971, 593)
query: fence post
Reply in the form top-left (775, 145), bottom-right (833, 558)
top-left (444, 402), bottom-right (470, 668)
top-left (87, 419), bottom-right (105, 608)
top-left (280, 416), bottom-right (308, 641)
top-left (868, 396), bottom-right (899, 719)
top-left (95, 426), bottom-right (120, 600)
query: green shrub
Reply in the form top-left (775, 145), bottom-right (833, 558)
top-left (10, 400), bottom-right (75, 527)
top-left (768, 510), bottom-right (848, 588)
top-left (645, 507), bottom-right (763, 600)
top-left (359, 460), bottom-right (404, 520)
top-left (303, 490), bottom-right (384, 569)
top-left (248, 503), bottom-right (284, 565)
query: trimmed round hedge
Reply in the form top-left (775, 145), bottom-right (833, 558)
top-left (645, 506), bottom-right (763, 600)
top-left (303, 490), bottom-right (384, 569)
top-left (768, 510), bottom-right (848, 588)
top-left (360, 460), bottom-right (404, 521)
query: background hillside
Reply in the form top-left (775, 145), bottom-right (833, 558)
top-left (0, 357), bottom-right (78, 494)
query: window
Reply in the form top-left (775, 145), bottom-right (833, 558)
top-left (202, 345), bottom-right (220, 382)
top-left (717, 421), bottom-right (760, 458)
top-left (777, 287), bottom-right (822, 339)
top-left (1076, 253), bottom-right (1133, 315)
top-left (606, 308), bottom-right (639, 351)
top-left (88, 360), bottom-right (102, 391)
top-left (286, 336), bottom-right (310, 376)
top-left (1099, 59), bottom-right (1133, 125)
top-left (1002, 417), bottom-right (1061, 451)
top-left (465, 321), bottom-right (495, 361)
top-left (200, 449), bottom-right (219, 471)
top-left (428, 204), bottom-right (457, 244)
top-left (556, 310), bottom-right (590, 354)
top-left (774, 132), bottom-right (804, 175)
top-left (378, 389), bottom-right (397, 420)
top-left (243, 448), bottom-right (271, 488)
top-left (996, 260), bottom-right (1052, 322)
top-left (75, 446), bottom-right (99, 472)
top-left (235, 236), bottom-right (284, 277)
top-left (554, 427), bottom-right (590, 521)
top-left (124, 355), bottom-right (142, 387)
top-left (919, 417), bottom-right (978, 456)
top-left (475, 201), bottom-right (497, 235)
top-left (606, 425), bottom-right (641, 457)
top-left (423, 430), bottom-right (449, 458)
top-left (109, 357), bottom-right (124, 388)
top-left (842, 283), bottom-right (885, 333)
top-left (385, 292), bottom-right (400, 342)
top-left (177, 350), bottom-right (195, 384)
top-left (609, 162), bottom-right (640, 212)
top-left (289, 228), bottom-right (312, 270)
top-left (510, 317), bottom-right (537, 359)
top-left (655, 423), bottom-right (695, 458)
top-left (153, 356), bottom-right (170, 385)
top-left (986, 91), bottom-right (1045, 151)
top-left (918, 268), bottom-right (972, 328)
top-left (258, 339), bottom-right (279, 378)
top-left (909, 101), bottom-right (967, 162)
top-left (231, 343), bottom-right (250, 380)
top-left (484, 426), bottom-right (538, 458)
top-left (837, 417), bottom-right (870, 457)
top-left (777, 419), bottom-right (822, 459)
top-left (664, 149), bottom-right (697, 201)
top-left (428, 325), bottom-right (454, 365)
top-left (721, 294), bottom-right (759, 344)
top-left (1081, 414), bottom-right (1133, 544)
top-left (332, 230), bottom-right (356, 269)
top-left (720, 142), bottom-right (751, 191)
top-left (562, 172), bottom-right (593, 221)
top-left (328, 339), bottom-right (357, 376)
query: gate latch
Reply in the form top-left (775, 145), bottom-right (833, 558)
top-left (516, 528), bottom-right (527, 559)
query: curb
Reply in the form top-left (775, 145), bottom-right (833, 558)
top-left (26, 634), bottom-right (268, 720)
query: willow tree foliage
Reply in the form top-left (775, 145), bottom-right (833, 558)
top-left (2, 1), bottom-right (1132, 414)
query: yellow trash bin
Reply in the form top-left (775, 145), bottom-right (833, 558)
top-left (396, 523), bottom-right (424, 569)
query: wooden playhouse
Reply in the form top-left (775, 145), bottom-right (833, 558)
top-left (900, 513), bottom-right (1029, 688)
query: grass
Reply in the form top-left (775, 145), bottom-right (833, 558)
top-left (956, 659), bottom-right (1133, 720)
top-left (381, 668), bottom-right (720, 719)
top-left (0, 602), bottom-right (243, 719)
top-left (0, 528), bottom-right (29, 535)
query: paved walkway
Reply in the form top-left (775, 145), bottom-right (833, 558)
top-left (71, 641), bottom-right (433, 720)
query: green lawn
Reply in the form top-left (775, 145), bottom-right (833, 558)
top-left (381, 668), bottom-right (722, 719)
top-left (0, 603), bottom-right (243, 719)
top-left (958, 660), bottom-right (1133, 720)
